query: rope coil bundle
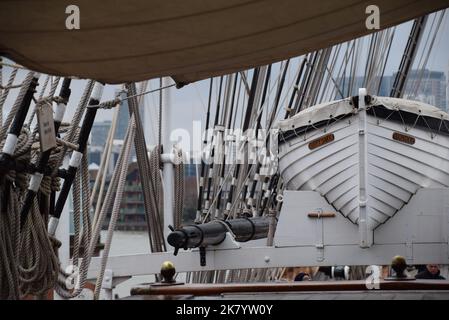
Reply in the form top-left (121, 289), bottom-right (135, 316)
top-left (0, 74), bottom-right (97, 299)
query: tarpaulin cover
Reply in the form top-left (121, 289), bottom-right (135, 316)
top-left (1, 0), bottom-right (447, 84)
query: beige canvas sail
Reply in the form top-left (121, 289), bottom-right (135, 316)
top-left (1, 0), bottom-right (448, 84)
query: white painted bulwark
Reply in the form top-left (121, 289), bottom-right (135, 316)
top-left (86, 188), bottom-right (449, 279)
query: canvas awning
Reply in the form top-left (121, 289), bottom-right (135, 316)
top-left (1, 0), bottom-right (448, 84)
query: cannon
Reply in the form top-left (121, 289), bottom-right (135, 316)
top-left (167, 217), bottom-right (270, 257)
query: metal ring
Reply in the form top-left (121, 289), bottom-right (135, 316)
top-left (276, 194), bottom-right (284, 203)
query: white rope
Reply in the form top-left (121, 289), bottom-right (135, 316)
top-left (90, 102), bottom-right (120, 231)
top-left (94, 114), bottom-right (135, 299)
top-left (91, 83), bottom-right (177, 109)
top-left (173, 145), bottom-right (185, 229)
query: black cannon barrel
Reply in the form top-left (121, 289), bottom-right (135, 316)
top-left (167, 217), bottom-right (270, 252)
top-left (231, 217), bottom-right (270, 242)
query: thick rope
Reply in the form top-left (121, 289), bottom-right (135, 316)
top-left (54, 148), bottom-right (92, 299)
top-left (149, 145), bottom-right (165, 251)
top-left (0, 79), bottom-right (92, 299)
top-left (91, 83), bottom-right (176, 110)
top-left (56, 146), bottom-right (91, 299)
top-left (51, 80), bottom-right (94, 177)
top-left (0, 127), bottom-right (62, 298)
top-left (173, 145), bottom-right (184, 229)
top-left (126, 82), bottom-right (165, 253)
top-left (61, 115), bottom-right (134, 299)
top-left (0, 67), bottom-right (18, 127)
top-left (93, 115), bottom-right (135, 299)
top-left (91, 106), bottom-right (119, 232)
top-left (0, 72), bottom-right (35, 141)
top-left (0, 185), bottom-right (21, 299)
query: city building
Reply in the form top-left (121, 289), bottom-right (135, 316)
top-left (88, 90), bottom-right (132, 173)
top-left (89, 159), bottom-right (199, 230)
top-left (115, 89), bottom-right (130, 140)
top-left (87, 140), bottom-right (123, 176)
top-left (337, 75), bottom-right (392, 97)
top-left (338, 70), bottom-right (447, 112)
top-left (87, 145), bottom-right (104, 167)
top-left (90, 120), bottom-right (111, 147)
top-left (399, 69), bottom-right (447, 112)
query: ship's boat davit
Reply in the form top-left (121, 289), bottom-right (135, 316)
top-left (276, 92), bottom-right (449, 246)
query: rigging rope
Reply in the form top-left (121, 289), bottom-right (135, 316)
top-left (91, 83), bottom-right (176, 110)
top-left (173, 145), bottom-right (185, 229)
top-left (93, 114), bottom-right (135, 299)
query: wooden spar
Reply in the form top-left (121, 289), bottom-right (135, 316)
top-left (131, 280), bottom-right (449, 296)
top-left (223, 74), bottom-right (241, 216)
top-left (293, 51), bottom-right (318, 114)
top-left (376, 29), bottom-right (395, 95)
top-left (215, 74), bottom-right (238, 216)
top-left (257, 65), bottom-right (272, 132)
top-left (195, 78), bottom-right (213, 221)
top-left (203, 76), bottom-right (224, 217)
top-left (308, 48), bottom-right (332, 107)
top-left (247, 60), bottom-right (289, 212)
top-left (225, 68), bottom-right (260, 216)
top-left (390, 16), bottom-right (428, 98)
top-left (226, 73), bottom-right (239, 131)
top-left (248, 60), bottom-right (290, 213)
top-left (284, 57), bottom-right (306, 119)
top-left (242, 68), bottom-right (261, 131)
top-left (247, 65), bottom-right (272, 208)
top-left (213, 75), bottom-right (232, 216)
top-left (240, 66), bottom-right (268, 211)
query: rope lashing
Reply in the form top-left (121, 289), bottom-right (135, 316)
top-left (89, 83), bottom-right (177, 109)
top-left (0, 61), bottom-right (27, 70)
top-left (0, 83), bottom-right (23, 90)
top-left (125, 82), bottom-right (165, 253)
top-left (55, 138), bottom-right (78, 150)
